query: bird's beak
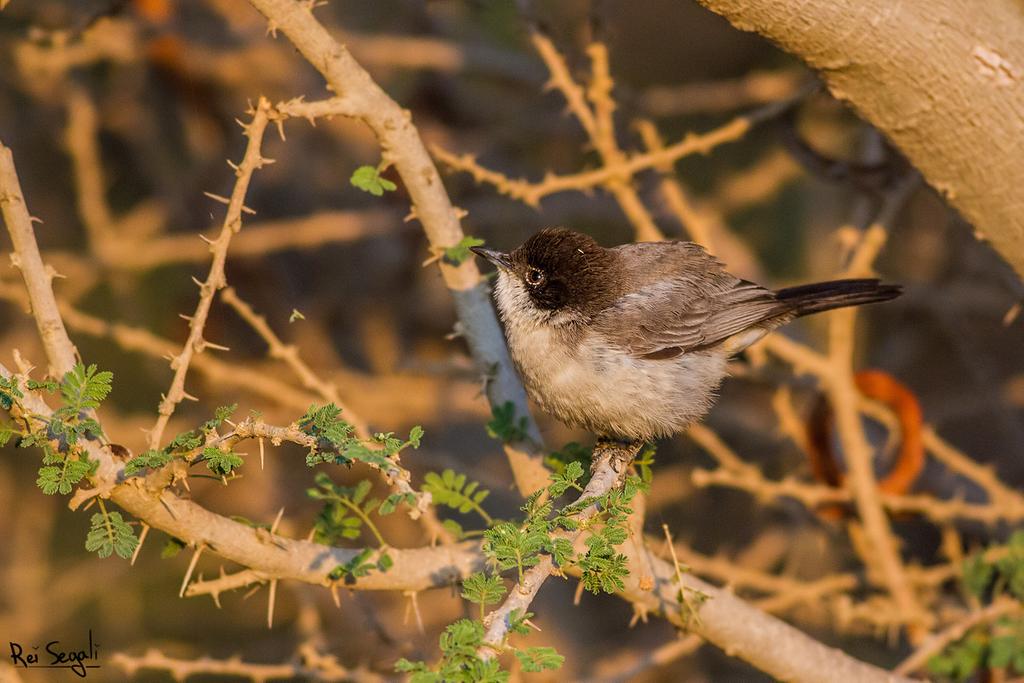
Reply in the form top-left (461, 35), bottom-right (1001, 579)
top-left (470, 246), bottom-right (512, 270)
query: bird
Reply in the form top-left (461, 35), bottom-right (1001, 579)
top-left (470, 228), bottom-right (900, 443)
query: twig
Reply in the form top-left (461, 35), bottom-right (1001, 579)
top-left (894, 597), bottom-right (1020, 675)
top-left (825, 178), bottom-right (927, 640)
top-left (642, 69), bottom-right (806, 116)
top-left (111, 646), bottom-right (386, 682)
top-left (148, 98), bottom-right (273, 450)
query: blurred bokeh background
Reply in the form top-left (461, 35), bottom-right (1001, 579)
top-left (1, 1), bottom-right (1022, 681)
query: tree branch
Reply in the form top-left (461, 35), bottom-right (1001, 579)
top-left (694, 0), bottom-right (1024, 280)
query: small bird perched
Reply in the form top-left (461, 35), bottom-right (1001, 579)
top-left (471, 228), bottom-right (900, 442)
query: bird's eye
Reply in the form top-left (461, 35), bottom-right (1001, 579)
top-left (525, 268), bottom-right (544, 286)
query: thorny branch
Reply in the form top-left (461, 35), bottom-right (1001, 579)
top-left (147, 98), bottom-right (273, 451)
top-left (1, 2), bottom-right (1020, 681)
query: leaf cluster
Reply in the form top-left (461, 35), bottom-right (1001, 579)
top-left (350, 165), bottom-right (397, 196)
top-left (300, 403), bottom-right (423, 471)
top-left (85, 509), bottom-right (138, 559)
top-left (929, 532), bottom-right (1024, 680)
top-left (486, 401), bottom-right (528, 444)
top-left (4, 365), bottom-right (113, 496)
top-left (394, 616), bottom-right (562, 683)
top-left (422, 469), bottom-right (492, 527)
top-left (309, 472), bottom-right (385, 545)
top-left (125, 404), bottom-right (239, 477)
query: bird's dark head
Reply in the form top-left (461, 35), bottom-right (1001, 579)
top-left (472, 228), bottom-right (620, 321)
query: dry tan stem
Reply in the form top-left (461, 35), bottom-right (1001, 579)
top-left (635, 120), bottom-right (715, 249)
top-left (204, 297), bottom-right (440, 525)
top-left (923, 426), bottom-right (1024, 509)
top-left (99, 208), bottom-right (397, 271)
top-left (0, 144), bottom-right (80, 375)
top-left (111, 647), bottom-right (385, 682)
top-left (693, 464), bottom-right (1024, 525)
top-left (432, 113), bottom-right (752, 208)
top-left (245, 0), bottom-right (549, 494)
top-left (63, 85), bottom-right (116, 257)
top-left (825, 181), bottom-right (927, 641)
top-left (593, 634), bottom-right (702, 683)
top-left (894, 597), bottom-right (1020, 676)
top-left (0, 140), bottom-right (120, 495)
top-left (581, 41), bottom-right (664, 241)
top-left (642, 69), bottom-right (805, 116)
top-left (610, 530), bottom-right (912, 682)
top-left (148, 98), bottom-right (273, 450)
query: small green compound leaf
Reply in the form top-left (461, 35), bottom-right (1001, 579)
top-left (350, 165), bottom-right (397, 196)
top-left (329, 548), bottom-right (380, 584)
top-left (443, 236), bottom-right (486, 266)
top-left (423, 469), bottom-right (492, 525)
top-left (407, 424), bottom-right (424, 448)
top-left (486, 401), bottom-right (528, 444)
top-left (37, 457), bottom-right (96, 495)
top-left (25, 378), bottom-right (58, 392)
top-left (85, 510), bottom-right (138, 559)
top-left (0, 375), bottom-right (22, 410)
top-left (514, 646), bottom-right (564, 673)
top-left (460, 572), bottom-right (506, 607)
top-left (124, 449), bottom-right (172, 476)
top-left (61, 363), bottom-right (113, 412)
top-left (203, 446), bottom-right (243, 476)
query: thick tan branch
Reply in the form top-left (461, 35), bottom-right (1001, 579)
top-left (695, 0), bottom-right (1024, 279)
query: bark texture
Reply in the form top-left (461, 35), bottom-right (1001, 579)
top-left (697, 0), bottom-right (1024, 279)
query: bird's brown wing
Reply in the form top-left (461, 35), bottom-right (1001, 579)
top-left (594, 274), bottom-right (787, 358)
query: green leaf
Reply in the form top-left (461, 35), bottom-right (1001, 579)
top-left (514, 646), bottom-right (563, 673)
top-left (168, 428), bottom-right (204, 452)
top-left (60, 363), bottom-right (113, 413)
top-left (483, 521), bottom-right (547, 579)
top-left (379, 492), bottom-right (417, 515)
top-left (377, 551), bottom-right (393, 572)
top-left (486, 401), bottom-right (528, 444)
top-left (507, 609), bottom-right (534, 636)
top-left (423, 469), bottom-right (492, 525)
top-left (962, 553), bottom-right (994, 599)
top-left (329, 548), bottom-right (379, 584)
top-left (37, 457), bottom-right (96, 495)
top-left (443, 236), bottom-right (486, 266)
top-left (548, 459), bottom-right (585, 497)
top-left (0, 375), bottom-right (24, 410)
top-left (407, 424), bottom-right (424, 448)
top-left (350, 165), bottom-right (397, 196)
top-left (124, 449), bottom-right (172, 475)
top-left (461, 572), bottom-right (506, 607)
top-left (0, 422), bottom-right (18, 447)
top-left (85, 510), bottom-right (138, 559)
top-left (203, 446), bottom-right (243, 476)
top-left (26, 378), bottom-right (58, 392)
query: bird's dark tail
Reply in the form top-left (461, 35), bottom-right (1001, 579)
top-left (774, 278), bottom-right (902, 318)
